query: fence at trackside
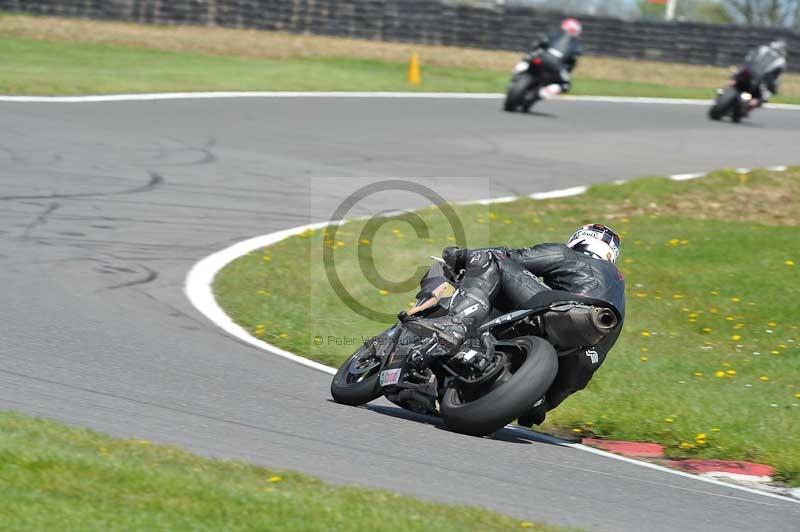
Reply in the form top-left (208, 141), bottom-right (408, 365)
top-left (1, 0), bottom-right (797, 71)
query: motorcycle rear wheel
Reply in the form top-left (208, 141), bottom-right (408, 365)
top-left (440, 336), bottom-right (558, 436)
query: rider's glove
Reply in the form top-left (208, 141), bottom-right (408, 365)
top-left (442, 246), bottom-right (466, 272)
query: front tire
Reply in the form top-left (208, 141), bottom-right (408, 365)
top-left (709, 87), bottom-right (738, 120)
top-left (440, 336), bottom-right (558, 436)
top-left (330, 342), bottom-right (384, 406)
top-left (504, 74), bottom-right (534, 112)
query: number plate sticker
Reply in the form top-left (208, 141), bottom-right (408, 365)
top-left (380, 368), bottom-right (402, 386)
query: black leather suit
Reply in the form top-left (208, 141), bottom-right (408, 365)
top-left (443, 244), bottom-right (625, 422)
top-left (533, 30), bottom-right (582, 91)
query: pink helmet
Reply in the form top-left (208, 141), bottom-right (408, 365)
top-left (561, 18), bottom-right (582, 37)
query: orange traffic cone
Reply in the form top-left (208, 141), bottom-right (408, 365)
top-left (407, 52), bottom-right (421, 86)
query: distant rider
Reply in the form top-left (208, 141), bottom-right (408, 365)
top-left (738, 39), bottom-right (788, 109)
top-left (403, 224), bottom-right (625, 427)
top-left (533, 18), bottom-right (583, 100)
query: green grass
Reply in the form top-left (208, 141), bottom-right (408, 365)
top-left (1, 35), bottom-right (799, 103)
top-left (214, 168), bottom-right (800, 485)
top-left (0, 412), bottom-right (560, 531)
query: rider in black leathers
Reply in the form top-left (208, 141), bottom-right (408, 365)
top-left (738, 39), bottom-right (788, 108)
top-left (405, 225), bottom-right (625, 427)
top-left (533, 18), bottom-right (583, 99)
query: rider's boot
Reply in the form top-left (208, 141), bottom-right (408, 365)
top-left (403, 250), bottom-right (500, 348)
top-left (517, 398), bottom-right (547, 427)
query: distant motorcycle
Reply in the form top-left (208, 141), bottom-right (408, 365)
top-left (504, 51), bottom-right (548, 113)
top-left (330, 260), bottom-right (620, 436)
top-left (709, 68), bottom-right (755, 123)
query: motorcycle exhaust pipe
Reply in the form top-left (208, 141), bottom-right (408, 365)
top-left (589, 307), bottom-right (619, 332)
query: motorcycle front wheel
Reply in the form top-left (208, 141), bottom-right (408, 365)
top-left (504, 74), bottom-right (534, 112)
top-left (440, 336), bottom-right (558, 436)
top-left (709, 87), bottom-right (738, 120)
top-left (330, 337), bottom-right (386, 406)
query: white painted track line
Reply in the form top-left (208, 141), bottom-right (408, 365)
top-left (2, 91), bottom-right (800, 110)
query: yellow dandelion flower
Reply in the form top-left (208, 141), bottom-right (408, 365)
top-left (572, 428), bottom-right (582, 433)
top-left (668, 238), bottom-right (680, 246)
top-left (679, 442), bottom-right (694, 449)
top-left (688, 313), bottom-right (698, 319)
top-left (694, 371), bottom-right (704, 377)
top-left (695, 433), bottom-right (707, 440)
top-left (641, 331), bottom-right (651, 337)
top-left (672, 294), bottom-right (685, 299)
top-left (759, 375), bottom-right (769, 382)
top-left (714, 370), bottom-right (726, 378)
top-left (636, 292), bottom-right (648, 298)
top-left (268, 476), bottom-right (282, 483)
top-left (488, 212), bottom-right (498, 221)
top-left (795, 392), bottom-right (800, 399)
top-left (726, 369), bottom-right (736, 376)
top-left (731, 335), bottom-right (742, 341)
top-left (771, 350), bottom-right (781, 356)
top-left (734, 323), bottom-right (744, 330)
top-left (731, 297), bottom-right (740, 302)
top-left (640, 356), bottom-right (649, 362)
top-left (279, 333), bottom-right (289, 339)
top-left (689, 318), bottom-right (697, 323)
top-left (263, 256), bottom-right (272, 261)
top-left (785, 259), bottom-right (795, 266)
top-left (768, 322), bottom-right (777, 327)
top-left (710, 290), bottom-right (719, 295)
top-left (702, 327), bottom-right (712, 333)
top-left (379, 289), bottom-right (389, 296)
top-left (664, 418), bottom-right (674, 423)
top-left (520, 523), bottom-right (534, 529)
top-left (725, 316), bottom-right (734, 321)
top-left (359, 239), bottom-right (371, 245)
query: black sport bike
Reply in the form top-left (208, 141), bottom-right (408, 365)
top-left (503, 51), bottom-right (549, 113)
top-left (330, 262), bottom-right (620, 436)
top-left (709, 68), bottom-right (756, 123)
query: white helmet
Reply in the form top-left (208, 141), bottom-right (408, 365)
top-left (567, 224), bottom-right (620, 264)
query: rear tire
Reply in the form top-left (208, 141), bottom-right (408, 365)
top-left (504, 74), bottom-right (534, 112)
top-left (440, 336), bottom-right (558, 436)
top-left (330, 342), bottom-right (384, 406)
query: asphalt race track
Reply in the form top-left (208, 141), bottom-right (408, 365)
top-left (1, 96), bottom-right (799, 531)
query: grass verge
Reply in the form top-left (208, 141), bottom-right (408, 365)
top-left (0, 411), bottom-right (560, 531)
top-left (0, 14), bottom-right (799, 102)
top-left (214, 167), bottom-right (800, 485)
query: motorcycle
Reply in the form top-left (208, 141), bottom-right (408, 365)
top-left (709, 68), bottom-right (755, 123)
top-left (503, 51), bottom-right (548, 113)
top-left (330, 260), bottom-right (621, 436)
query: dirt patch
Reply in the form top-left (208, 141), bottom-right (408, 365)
top-left (610, 170), bottom-right (800, 226)
top-left (2, 14), bottom-right (799, 96)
